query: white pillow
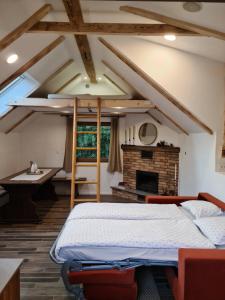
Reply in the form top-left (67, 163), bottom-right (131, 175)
top-left (181, 200), bottom-right (222, 218)
top-left (194, 216), bottom-right (225, 245)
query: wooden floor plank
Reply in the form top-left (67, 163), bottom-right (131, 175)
top-left (0, 194), bottom-right (171, 299)
top-left (0, 195), bottom-right (135, 299)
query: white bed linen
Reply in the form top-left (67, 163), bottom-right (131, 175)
top-left (55, 218), bottom-right (215, 263)
top-left (67, 203), bottom-right (186, 221)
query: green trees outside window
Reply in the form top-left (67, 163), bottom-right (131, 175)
top-left (77, 123), bottom-right (111, 162)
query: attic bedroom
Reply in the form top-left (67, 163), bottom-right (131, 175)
top-left (0, 1), bottom-right (225, 299)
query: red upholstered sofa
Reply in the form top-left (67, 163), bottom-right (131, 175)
top-left (68, 268), bottom-right (137, 300)
top-left (67, 193), bottom-right (225, 300)
top-left (146, 193), bottom-right (225, 300)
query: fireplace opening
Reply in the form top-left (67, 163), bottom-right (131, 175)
top-left (136, 170), bottom-right (159, 194)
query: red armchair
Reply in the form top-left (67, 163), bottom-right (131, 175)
top-left (166, 248), bottom-right (225, 300)
top-left (145, 192), bottom-right (225, 210)
top-left (145, 192), bottom-right (225, 300)
top-left (68, 269), bottom-right (137, 300)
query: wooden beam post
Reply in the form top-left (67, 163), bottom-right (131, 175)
top-left (102, 60), bottom-right (146, 100)
top-left (120, 6), bottom-right (225, 41)
top-left (29, 22), bottom-right (198, 36)
top-left (99, 37), bottom-right (213, 135)
top-left (54, 73), bottom-right (81, 93)
top-left (146, 110), bottom-right (162, 125)
top-left (5, 111), bottom-right (35, 134)
top-left (63, 0), bottom-right (97, 83)
top-left (41, 59), bottom-right (74, 86)
top-left (75, 35), bottom-right (97, 83)
top-left (0, 4), bottom-right (52, 51)
top-left (0, 107), bottom-right (17, 121)
top-left (103, 74), bottom-right (127, 95)
top-left (9, 98), bottom-right (154, 109)
top-left (154, 107), bottom-right (189, 135)
top-left (0, 36), bottom-right (65, 92)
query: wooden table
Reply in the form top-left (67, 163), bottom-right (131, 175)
top-left (0, 259), bottom-right (23, 300)
top-left (0, 168), bottom-right (61, 223)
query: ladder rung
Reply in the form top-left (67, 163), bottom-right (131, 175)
top-left (77, 131), bottom-right (97, 134)
top-left (74, 198), bottom-right (98, 202)
top-left (75, 181), bottom-right (97, 184)
top-left (77, 163), bottom-right (97, 167)
top-left (77, 115), bottom-right (97, 119)
top-left (76, 147), bottom-right (97, 151)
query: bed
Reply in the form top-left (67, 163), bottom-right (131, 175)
top-left (50, 193), bottom-right (225, 300)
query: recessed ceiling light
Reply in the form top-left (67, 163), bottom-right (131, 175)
top-left (97, 77), bottom-right (102, 81)
top-left (112, 107), bottom-right (124, 109)
top-left (164, 34), bottom-right (176, 41)
top-left (6, 54), bottom-right (18, 64)
top-left (83, 76), bottom-right (88, 80)
top-left (183, 2), bottom-right (202, 13)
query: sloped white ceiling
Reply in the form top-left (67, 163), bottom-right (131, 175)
top-left (0, 0), bottom-right (225, 134)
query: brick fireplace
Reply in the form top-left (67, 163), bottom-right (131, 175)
top-left (112, 145), bottom-right (180, 201)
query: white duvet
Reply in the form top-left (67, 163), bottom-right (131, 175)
top-left (55, 218), bottom-right (215, 262)
top-left (67, 202), bottom-right (186, 221)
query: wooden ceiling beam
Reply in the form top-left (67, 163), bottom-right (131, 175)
top-left (62, 0), bottom-right (84, 28)
top-left (10, 98), bottom-right (154, 109)
top-left (99, 37), bottom-right (213, 135)
top-left (41, 59), bottom-right (74, 86)
top-left (154, 107), bottom-right (189, 135)
top-left (103, 74), bottom-right (127, 95)
top-left (146, 111), bottom-right (162, 125)
top-left (29, 22), bottom-right (198, 36)
top-left (102, 60), bottom-right (146, 100)
top-left (0, 107), bottom-right (17, 121)
top-left (120, 6), bottom-right (225, 41)
top-left (0, 4), bottom-right (52, 51)
top-left (5, 111), bottom-right (35, 134)
top-left (62, 0), bottom-right (97, 83)
top-left (75, 35), bottom-right (97, 83)
top-left (54, 73), bottom-right (81, 93)
top-left (0, 36), bottom-right (65, 92)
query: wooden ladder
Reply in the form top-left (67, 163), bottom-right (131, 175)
top-left (70, 97), bottom-right (101, 209)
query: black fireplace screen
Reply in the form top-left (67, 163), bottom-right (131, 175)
top-left (136, 170), bottom-right (159, 194)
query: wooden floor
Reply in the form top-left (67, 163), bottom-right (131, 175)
top-left (0, 195), bottom-right (138, 300)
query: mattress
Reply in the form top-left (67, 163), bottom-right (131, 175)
top-left (67, 202), bottom-right (186, 221)
top-left (54, 217), bottom-right (215, 263)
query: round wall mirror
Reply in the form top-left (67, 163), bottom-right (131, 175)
top-left (139, 123), bottom-right (158, 145)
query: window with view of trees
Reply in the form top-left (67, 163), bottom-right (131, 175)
top-left (77, 122), bottom-right (111, 162)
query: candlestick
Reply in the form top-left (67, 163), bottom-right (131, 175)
top-left (129, 127), bottom-right (131, 144)
top-left (133, 125), bottom-right (135, 140)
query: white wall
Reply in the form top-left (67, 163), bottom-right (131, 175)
top-left (124, 114), bottom-right (179, 147)
top-left (15, 112), bottom-right (180, 195)
top-left (101, 36), bottom-right (225, 201)
top-left (20, 114), bottom-right (66, 168)
top-left (179, 133), bottom-right (225, 201)
top-left (0, 133), bottom-right (22, 179)
top-left (18, 114), bottom-right (124, 195)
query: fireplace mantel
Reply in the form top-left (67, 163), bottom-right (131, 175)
top-left (121, 144), bottom-right (180, 153)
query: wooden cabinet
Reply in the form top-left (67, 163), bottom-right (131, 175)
top-left (0, 259), bottom-right (23, 300)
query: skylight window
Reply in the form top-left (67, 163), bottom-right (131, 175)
top-left (0, 73), bottom-right (39, 116)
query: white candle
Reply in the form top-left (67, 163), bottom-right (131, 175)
top-left (133, 125), bottom-right (135, 140)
